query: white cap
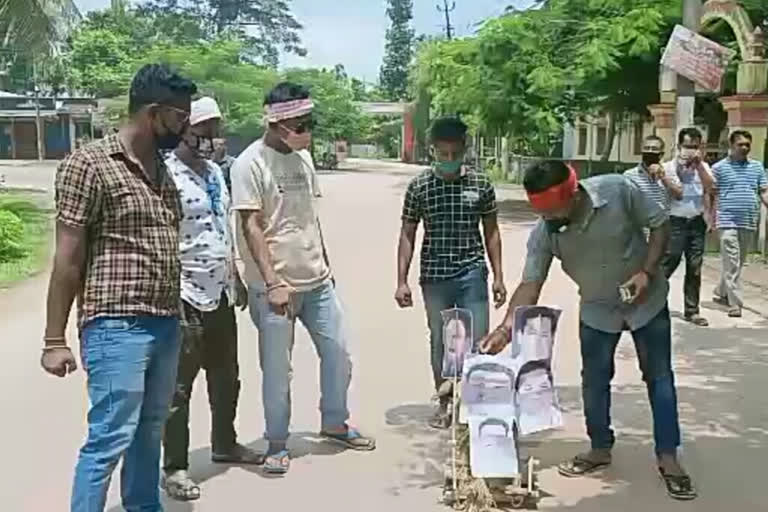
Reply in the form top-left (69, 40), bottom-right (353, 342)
top-left (190, 96), bottom-right (222, 126)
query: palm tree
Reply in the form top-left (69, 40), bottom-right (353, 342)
top-left (0, 0), bottom-right (81, 54)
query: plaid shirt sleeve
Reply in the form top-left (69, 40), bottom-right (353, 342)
top-left (55, 152), bottom-right (103, 227)
top-left (401, 178), bottom-right (423, 223)
top-left (479, 178), bottom-right (498, 215)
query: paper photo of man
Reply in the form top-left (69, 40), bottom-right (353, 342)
top-left (515, 360), bottom-right (563, 435)
top-left (469, 417), bottom-right (519, 478)
top-left (512, 306), bottom-right (561, 365)
top-left (441, 308), bottom-right (473, 379)
top-left (461, 357), bottom-right (517, 420)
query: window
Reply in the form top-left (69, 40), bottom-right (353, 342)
top-left (596, 126), bottom-right (607, 155)
top-left (633, 121), bottom-right (644, 155)
top-left (578, 126), bottom-right (588, 155)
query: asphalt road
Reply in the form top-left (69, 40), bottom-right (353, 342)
top-left (0, 159), bottom-right (766, 511)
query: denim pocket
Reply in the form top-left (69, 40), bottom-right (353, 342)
top-left (81, 317), bottom-right (138, 370)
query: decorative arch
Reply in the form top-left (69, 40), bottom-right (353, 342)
top-left (701, 0), bottom-right (764, 61)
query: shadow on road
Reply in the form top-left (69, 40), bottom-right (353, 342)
top-left (384, 321), bottom-right (768, 510)
top-left (106, 432), bottom-right (346, 512)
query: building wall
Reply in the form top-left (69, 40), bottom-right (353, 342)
top-left (563, 115), bottom-right (656, 164)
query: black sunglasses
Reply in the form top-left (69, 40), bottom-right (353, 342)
top-left (283, 118), bottom-right (315, 135)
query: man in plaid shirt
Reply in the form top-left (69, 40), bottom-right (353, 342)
top-left (395, 117), bottom-right (507, 428)
top-left (40, 64), bottom-right (196, 512)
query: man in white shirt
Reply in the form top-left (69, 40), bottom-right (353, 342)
top-left (661, 127), bottom-right (715, 326)
top-left (231, 82), bottom-right (375, 475)
top-left (162, 97), bottom-right (262, 501)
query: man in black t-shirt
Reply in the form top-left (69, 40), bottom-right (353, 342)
top-left (395, 117), bottom-right (507, 428)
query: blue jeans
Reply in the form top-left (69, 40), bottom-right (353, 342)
top-left (580, 306), bottom-right (681, 455)
top-left (421, 266), bottom-right (490, 392)
top-left (249, 281), bottom-right (351, 443)
top-left (71, 316), bottom-right (180, 512)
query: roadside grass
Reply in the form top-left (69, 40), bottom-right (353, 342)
top-left (0, 191), bottom-right (53, 288)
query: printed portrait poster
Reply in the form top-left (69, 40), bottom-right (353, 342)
top-left (441, 308), bottom-right (473, 380)
top-left (511, 306), bottom-right (563, 435)
top-left (469, 416), bottom-right (519, 478)
top-left (459, 354), bottom-right (516, 423)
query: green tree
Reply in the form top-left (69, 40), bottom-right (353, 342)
top-left (412, 0), bottom-right (678, 155)
top-left (0, 0), bottom-right (80, 52)
top-left (380, 0), bottom-right (414, 101)
top-left (283, 67), bottom-right (365, 143)
top-left (143, 0), bottom-right (306, 67)
top-left (67, 28), bottom-right (137, 96)
top-left (0, 0), bottom-right (81, 92)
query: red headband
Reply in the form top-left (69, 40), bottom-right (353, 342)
top-left (527, 164), bottom-right (578, 211)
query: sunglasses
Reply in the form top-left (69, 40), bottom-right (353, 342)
top-left (281, 118), bottom-right (315, 135)
top-left (154, 104), bottom-right (191, 126)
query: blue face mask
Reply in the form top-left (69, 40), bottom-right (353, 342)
top-left (433, 160), bottom-right (463, 177)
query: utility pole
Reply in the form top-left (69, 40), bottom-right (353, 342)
top-left (676, 0), bottom-right (702, 133)
top-left (32, 57), bottom-right (43, 161)
top-left (437, 0), bottom-right (455, 40)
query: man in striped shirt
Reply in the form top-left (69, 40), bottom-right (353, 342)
top-left (661, 128), bottom-right (714, 326)
top-left (712, 130), bottom-right (768, 317)
top-left (624, 136), bottom-right (678, 212)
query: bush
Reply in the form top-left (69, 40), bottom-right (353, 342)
top-left (0, 209), bottom-right (26, 262)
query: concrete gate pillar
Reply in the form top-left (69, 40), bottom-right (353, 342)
top-left (648, 103), bottom-right (677, 160)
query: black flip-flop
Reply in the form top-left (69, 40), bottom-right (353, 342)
top-left (658, 467), bottom-right (697, 501)
top-left (320, 425), bottom-right (376, 451)
top-left (558, 456), bottom-right (611, 477)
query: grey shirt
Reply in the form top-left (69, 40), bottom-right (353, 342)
top-left (522, 174), bottom-right (669, 333)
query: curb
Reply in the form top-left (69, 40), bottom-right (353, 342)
top-left (0, 186), bottom-right (49, 194)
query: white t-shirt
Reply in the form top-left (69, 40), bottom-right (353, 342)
top-left (166, 154), bottom-right (235, 312)
top-left (230, 139), bottom-right (330, 291)
top-left (663, 158), bottom-right (710, 218)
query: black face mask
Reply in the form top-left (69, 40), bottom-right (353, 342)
top-left (155, 118), bottom-right (186, 150)
top-left (642, 153), bottom-right (661, 166)
top-left (545, 218), bottom-right (570, 234)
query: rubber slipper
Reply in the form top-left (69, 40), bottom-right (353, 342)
top-left (659, 467), bottom-right (697, 501)
top-left (320, 425), bottom-right (376, 451)
top-left (263, 449), bottom-right (290, 475)
top-left (558, 456), bottom-right (610, 477)
top-left (161, 471), bottom-right (201, 501)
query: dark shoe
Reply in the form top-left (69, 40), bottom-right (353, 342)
top-left (684, 314), bottom-right (709, 326)
top-left (211, 443), bottom-right (265, 465)
top-left (713, 295), bottom-right (729, 307)
top-left (728, 307), bottom-right (742, 318)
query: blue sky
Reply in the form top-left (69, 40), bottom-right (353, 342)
top-left (74, 0), bottom-right (535, 82)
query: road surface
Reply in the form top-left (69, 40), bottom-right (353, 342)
top-left (1, 159), bottom-right (766, 511)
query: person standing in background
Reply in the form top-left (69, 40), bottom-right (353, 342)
top-left (624, 136), bottom-right (677, 212)
top-left (712, 130), bottom-right (768, 317)
top-left (213, 137), bottom-right (237, 193)
top-left (162, 97), bottom-right (263, 502)
top-left (661, 127), bottom-right (714, 326)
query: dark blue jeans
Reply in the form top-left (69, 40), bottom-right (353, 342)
top-left (580, 306), bottom-right (681, 455)
top-left (421, 266), bottom-right (490, 392)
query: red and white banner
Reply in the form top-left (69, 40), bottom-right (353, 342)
top-left (661, 24), bottom-right (736, 92)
